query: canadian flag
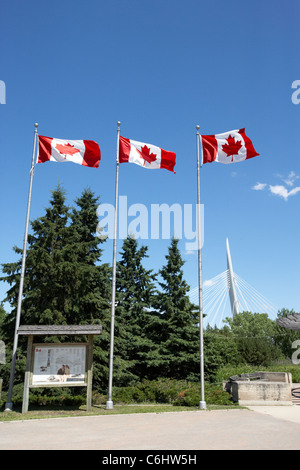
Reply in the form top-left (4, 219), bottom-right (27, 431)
top-left (38, 135), bottom-right (101, 168)
top-left (201, 128), bottom-right (259, 164)
top-left (119, 136), bottom-right (176, 173)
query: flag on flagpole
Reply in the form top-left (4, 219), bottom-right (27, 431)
top-left (38, 135), bottom-right (101, 168)
top-left (201, 128), bottom-right (259, 164)
top-left (119, 136), bottom-right (176, 173)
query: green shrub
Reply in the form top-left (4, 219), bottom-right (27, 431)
top-left (174, 387), bottom-right (199, 407)
top-left (173, 383), bottom-right (234, 407)
top-left (205, 384), bottom-right (234, 406)
top-left (112, 378), bottom-right (192, 404)
top-left (28, 393), bottom-right (86, 407)
top-left (0, 386), bottom-right (86, 409)
top-left (142, 378), bottom-right (189, 403)
top-left (111, 379), bottom-right (235, 407)
top-left (92, 391), bottom-right (107, 406)
top-left (113, 386), bottom-right (146, 404)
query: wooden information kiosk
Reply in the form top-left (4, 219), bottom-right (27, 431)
top-left (18, 324), bottom-right (102, 413)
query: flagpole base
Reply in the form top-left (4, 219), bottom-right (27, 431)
top-left (199, 401), bottom-right (207, 410)
top-left (4, 402), bottom-right (13, 412)
top-left (106, 400), bottom-right (114, 410)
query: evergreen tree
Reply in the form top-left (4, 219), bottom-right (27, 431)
top-left (1, 185), bottom-right (73, 330)
top-left (70, 188), bottom-right (111, 323)
top-left (155, 239), bottom-right (199, 380)
top-left (0, 302), bottom-right (6, 329)
top-left (70, 188), bottom-right (111, 388)
top-left (0, 186), bottom-right (73, 387)
top-left (0, 186), bottom-right (111, 389)
top-left (113, 236), bottom-right (158, 385)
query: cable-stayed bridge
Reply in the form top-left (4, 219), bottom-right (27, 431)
top-left (189, 238), bottom-right (278, 329)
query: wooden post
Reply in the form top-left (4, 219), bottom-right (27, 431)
top-left (86, 335), bottom-right (94, 411)
top-left (22, 335), bottom-right (33, 413)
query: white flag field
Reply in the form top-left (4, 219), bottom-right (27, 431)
top-left (119, 135), bottom-right (176, 173)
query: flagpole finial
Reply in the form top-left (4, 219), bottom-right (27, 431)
top-left (34, 123), bottom-right (38, 129)
top-left (117, 121), bottom-right (121, 127)
top-left (196, 125), bottom-right (200, 131)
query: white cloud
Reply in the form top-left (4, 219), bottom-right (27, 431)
top-left (252, 182), bottom-right (267, 191)
top-left (283, 171), bottom-right (300, 187)
top-left (269, 184), bottom-right (300, 201)
top-left (252, 172), bottom-right (300, 201)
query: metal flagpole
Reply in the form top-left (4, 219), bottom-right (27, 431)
top-left (106, 121), bottom-right (121, 410)
top-left (196, 125), bottom-right (206, 410)
top-left (5, 122), bottom-right (39, 411)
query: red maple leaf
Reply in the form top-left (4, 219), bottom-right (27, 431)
top-left (56, 142), bottom-right (80, 158)
top-left (139, 145), bottom-right (157, 164)
top-left (222, 135), bottom-right (242, 161)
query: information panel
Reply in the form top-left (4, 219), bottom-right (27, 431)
top-left (32, 344), bottom-right (87, 386)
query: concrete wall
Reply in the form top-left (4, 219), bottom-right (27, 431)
top-left (256, 371), bottom-right (292, 383)
top-left (231, 381), bottom-right (292, 406)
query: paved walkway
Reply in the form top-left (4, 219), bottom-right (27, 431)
top-left (1, 406), bottom-right (300, 450)
top-left (247, 404), bottom-right (300, 425)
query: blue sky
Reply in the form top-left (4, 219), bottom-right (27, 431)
top-left (0, 0), bottom-right (299, 320)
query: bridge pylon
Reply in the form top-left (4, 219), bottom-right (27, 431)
top-left (226, 238), bottom-right (239, 317)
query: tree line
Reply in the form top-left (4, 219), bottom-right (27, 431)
top-left (0, 186), bottom-right (299, 393)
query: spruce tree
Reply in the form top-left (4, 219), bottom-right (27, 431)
top-left (70, 188), bottom-right (111, 388)
top-left (1, 186), bottom-right (111, 389)
top-left (70, 188), bottom-right (111, 323)
top-left (113, 236), bottom-right (158, 385)
top-left (2, 185), bottom-right (73, 329)
top-left (0, 186), bottom-right (73, 387)
top-left (156, 238), bottom-right (200, 380)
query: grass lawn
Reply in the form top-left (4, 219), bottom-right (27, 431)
top-left (0, 403), bottom-right (241, 422)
